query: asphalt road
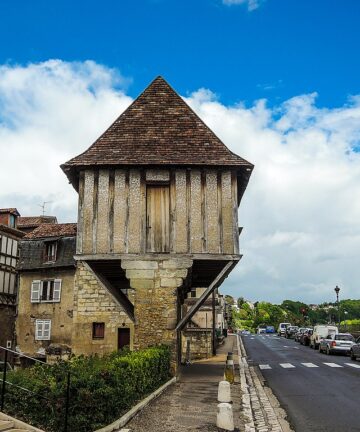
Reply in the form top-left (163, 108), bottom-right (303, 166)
top-left (242, 333), bottom-right (360, 432)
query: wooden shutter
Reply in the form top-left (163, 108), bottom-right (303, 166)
top-left (146, 185), bottom-right (170, 252)
top-left (31, 280), bottom-right (41, 303)
top-left (53, 279), bottom-right (62, 302)
top-left (35, 320), bottom-right (43, 340)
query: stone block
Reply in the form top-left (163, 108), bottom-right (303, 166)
top-left (126, 269), bottom-right (155, 279)
top-left (162, 258), bottom-right (192, 269)
top-left (121, 260), bottom-right (158, 270)
top-left (130, 279), bottom-right (155, 289)
top-left (160, 277), bottom-right (178, 287)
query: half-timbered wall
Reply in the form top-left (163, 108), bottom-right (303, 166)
top-left (0, 233), bottom-right (18, 299)
top-left (77, 168), bottom-right (239, 256)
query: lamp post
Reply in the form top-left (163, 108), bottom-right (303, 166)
top-left (334, 285), bottom-right (340, 327)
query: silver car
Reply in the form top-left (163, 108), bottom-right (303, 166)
top-left (350, 337), bottom-right (360, 361)
top-left (319, 333), bottom-right (355, 355)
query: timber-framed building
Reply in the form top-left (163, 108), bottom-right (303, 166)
top-left (61, 76), bottom-right (253, 368)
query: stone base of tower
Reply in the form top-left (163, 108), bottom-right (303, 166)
top-left (122, 258), bottom-right (192, 373)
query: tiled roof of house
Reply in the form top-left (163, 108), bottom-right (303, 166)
top-left (61, 76), bottom-right (253, 187)
top-left (24, 223), bottom-right (77, 239)
top-left (17, 216), bottom-right (58, 228)
top-left (0, 208), bottom-right (20, 216)
top-left (0, 224), bottom-right (25, 239)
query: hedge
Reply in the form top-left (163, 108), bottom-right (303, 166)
top-left (3, 345), bottom-right (171, 432)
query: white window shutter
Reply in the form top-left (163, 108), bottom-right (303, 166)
top-left (53, 279), bottom-right (62, 302)
top-left (31, 281), bottom-right (41, 303)
top-left (43, 320), bottom-right (51, 340)
top-left (35, 320), bottom-right (43, 340)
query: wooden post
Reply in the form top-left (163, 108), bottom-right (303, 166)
top-left (212, 290), bottom-right (216, 356)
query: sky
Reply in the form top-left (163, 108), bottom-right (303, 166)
top-left (1, 0), bottom-right (360, 304)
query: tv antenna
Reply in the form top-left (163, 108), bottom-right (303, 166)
top-left (38, 201), bottom-right (52, 216)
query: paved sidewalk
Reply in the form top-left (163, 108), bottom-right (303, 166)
top-left (125, 335), bottom-right (243, 431)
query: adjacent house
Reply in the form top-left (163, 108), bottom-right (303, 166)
top-left (0, 209), bottom-right (24, 351)
top-left (16, 223), bottom-right (77, 361)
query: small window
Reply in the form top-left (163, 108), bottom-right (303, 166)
top-left (44, 241), bottom-right (57, 262)
top-left (92, 323), bottom-right (105, 339)
top-left (31, 279), bottom-right (62, 303)
top-left (35, 319), bottom-right (51, 340)
top-left (190, 288), bottom-right (197, 298)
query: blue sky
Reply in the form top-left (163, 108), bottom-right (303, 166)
top-left (1, 1), bottom-right (360, 303)
top-left (1, 0), bottom-right (359, 108)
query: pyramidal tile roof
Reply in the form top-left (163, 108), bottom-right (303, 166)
top-left (61, 76), bottom-right (253, 186)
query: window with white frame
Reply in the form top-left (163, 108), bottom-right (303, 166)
top-left (35, 319), bottom-right (51, 340)
top-left (31, 279), bottom-right (62, 303)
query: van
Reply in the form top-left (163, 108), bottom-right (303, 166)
top-left (310, 325), bottom-right (338, 349)
top-left (277, 322), bottom-right (291, 336)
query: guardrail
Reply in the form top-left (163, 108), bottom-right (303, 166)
top-left (0, 346), bottom-right (71, 432)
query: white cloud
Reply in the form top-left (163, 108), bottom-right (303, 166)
top-left (0, 60), bottom-right (132, 220)
top-left (222, 0), bottom-right (263, 11)
top-left (1, 60), bottom-right (360, 305)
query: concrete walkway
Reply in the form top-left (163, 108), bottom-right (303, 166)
top-left (125, 335), bottom-right (243, 431)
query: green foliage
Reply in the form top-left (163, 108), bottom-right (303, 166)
top-left (4, 346), bottom-right (171, 432)
top-left (224, 295), bottom-right (234, 305)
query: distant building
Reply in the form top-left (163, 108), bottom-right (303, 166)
top-left (0, 209), bottom-right (24, 351)
top-left (182, 288), bottom-right (226, 361)
top-left (17, 215), bottom-right (58, 234)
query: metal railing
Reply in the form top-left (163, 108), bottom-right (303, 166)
top-left (0, 346), bottom-right (71, 432)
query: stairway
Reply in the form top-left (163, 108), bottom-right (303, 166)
top-left (0, 413), bottom-right (44, 432)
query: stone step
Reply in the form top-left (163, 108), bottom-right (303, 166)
top-left (0, 421), bottom-right (15, 431)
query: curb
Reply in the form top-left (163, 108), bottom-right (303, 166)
top-left (0, 411), bottom-right (45, 432)
top-left (94, 377), bottom-right (177, 432)
top-left (237, 335), bottom-right (287, 432)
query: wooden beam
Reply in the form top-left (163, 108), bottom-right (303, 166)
top-left (175, 261), bottom-right (236, 332)
top-left (85, 261), bottom-right (135, 322)
top-left (75, 253), bottom-right (242, 262)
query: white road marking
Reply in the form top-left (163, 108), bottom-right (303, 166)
top-left (283, 345), bottom-right (289, 348)
top-left (323, 362), bottom-right (343, 368)
top-left (259, 364), bottom-right (272, 370)
top-left (280, 363), bottom-right (295, 368)
top-left (293, 347), bottom-right (299, 349)
top-left (301, 363), bottom-right (319, 368)
top-left (345, 363), bottom-right (360, 369)
top-left (250, 337), bottom-right (255, 340)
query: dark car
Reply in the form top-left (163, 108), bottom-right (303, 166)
top-left (300, 328), bottom-right (313, 346)
top-left (350, 336), bottom-right (360, 361)
top-left (285, 326), bottom-right (299, 339)
top-left (266, 326), bottom-right (275, 334)
top-left (294, 327), bottom-right (306, 342)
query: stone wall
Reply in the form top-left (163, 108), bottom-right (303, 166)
top-left (181, 329), bottom-right (213, 362)
top-left (72, 261), bottom-right (134, 356)
top-left (121, 257), bottom-right (192, 370)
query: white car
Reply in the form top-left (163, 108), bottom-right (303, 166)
top-left (319, 333), bottom-right (355, 355)
top-left (310, 325), bottom-right (338, 349)
top-left (277, 322), bottom-right (291, 336)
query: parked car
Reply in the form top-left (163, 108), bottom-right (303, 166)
top-left (277, 322), bottom-right (291, 336)
top-left (266, 326), bottom-right (275, 334)
top-left (300, 328), bottom-right (313, 346)
top-left (285, 326), bottom-right (299, 339)
top-left (257, 326), bottom-right (266, 334)
top-left (350, 336), bottom-right (360, 361)
top-left (294, 327), bottom-right (306, 342)
top-left (310, 325), bottom-right (338, 349)
top-left (319, 333), bottom-right (355, 355)
top-left (240, 330), bottom-right (251, 335)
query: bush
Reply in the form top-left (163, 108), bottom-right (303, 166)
top-left (3, 345), bottom-right (171, 432)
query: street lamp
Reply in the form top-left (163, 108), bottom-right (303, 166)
top-left (334, 285), bottom-right (340, 327)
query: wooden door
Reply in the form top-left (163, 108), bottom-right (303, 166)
top-left (146, 185), bottom-right (170, 252)
top-left (118, 328), bottom-right (130, 350)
